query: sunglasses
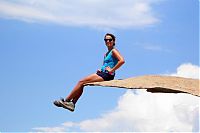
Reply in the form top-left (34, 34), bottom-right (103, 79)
top-left (104, 38), bottom-right (113, 42)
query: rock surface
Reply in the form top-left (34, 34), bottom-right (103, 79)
top-left (85, 75), bottom-right (200, 97)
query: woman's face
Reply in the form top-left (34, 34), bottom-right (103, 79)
top-left (104, 35), bottom-right (114, 48)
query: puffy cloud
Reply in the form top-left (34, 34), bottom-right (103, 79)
top-left (78, 90), bottom-right (199, 132)
top-left (33, 63), bottom-right (199, 132)
top-left (33, 91), bottom-right (199, 132)
top-left (0, 0), bottom-right (162, 29)
top-left (168, 63), bottom-right (199, 79)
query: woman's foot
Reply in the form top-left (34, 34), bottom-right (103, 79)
top-left (53, 98), bottom-right (75, 112)
top-left (53, 98), bottom-right (65, 107)
top-left (59, 100), bottom-right (75, 112)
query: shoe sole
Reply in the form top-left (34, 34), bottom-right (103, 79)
top-left (59, 101), bottom-right (74, 112)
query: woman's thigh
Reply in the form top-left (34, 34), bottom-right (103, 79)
top-left (80, 73), bottom-right (104, 84)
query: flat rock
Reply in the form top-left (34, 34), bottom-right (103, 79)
top-left (85, 75), bottom-right (200, 97)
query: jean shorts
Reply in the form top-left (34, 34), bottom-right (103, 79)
top-left (96, 71), bottom-right (115, 81)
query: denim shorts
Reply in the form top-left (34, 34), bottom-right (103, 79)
top-left (96, 71), bottom-right (115, 81)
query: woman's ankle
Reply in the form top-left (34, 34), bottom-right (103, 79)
top-left (65, 98), bottom-right (71, 102)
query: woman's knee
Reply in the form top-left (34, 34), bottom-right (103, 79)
top-left (77, 80), bottom-right (86, 86)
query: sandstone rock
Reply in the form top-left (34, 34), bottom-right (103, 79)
top-left (85, 75), bottom-right (200, 97)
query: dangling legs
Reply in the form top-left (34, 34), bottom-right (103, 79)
top-left (53, 73), bottom-right (104, 111)
top-left (66, 73), bottom-right (104, 104)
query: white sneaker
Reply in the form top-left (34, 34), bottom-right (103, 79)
top-left (53, 98), bottom-right (65, 107)
top-left (59, 100), bottom-right (75, 112)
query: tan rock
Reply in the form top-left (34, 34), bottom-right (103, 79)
top-left (85, 75), bottom-right (200, 97)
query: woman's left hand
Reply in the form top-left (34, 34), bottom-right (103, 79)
top-left (105, 66), bottom-right (112, 72)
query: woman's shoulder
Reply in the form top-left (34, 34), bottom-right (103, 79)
top-left (111, 48), bottom-right (123, 59)
top-left (111, 48), bottom-right (119, 54)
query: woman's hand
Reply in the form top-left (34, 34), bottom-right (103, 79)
top-left (97, 69), bottom-right (101, 73)
top-left (105, 66), bottom-right (112, 72)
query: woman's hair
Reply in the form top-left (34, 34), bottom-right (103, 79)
top-left (104, 33), bottom-right (116, 46)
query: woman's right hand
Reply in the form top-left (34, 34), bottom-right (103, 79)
top-left (97, 69), bottom-right (101, 73)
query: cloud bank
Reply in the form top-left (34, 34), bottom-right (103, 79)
top-left (0, 0), bottom-right (162, 29)
top-left (168, 63), bottom-right (200, 79)
top-left (33, 63), bottom-right (199, 132)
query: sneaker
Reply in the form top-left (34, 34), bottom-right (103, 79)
top-left (59, 100), bottom-right (75, 112)
top-left (53, 98), bottom-right (65, 107)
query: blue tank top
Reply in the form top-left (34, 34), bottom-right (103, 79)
top-left (101, 49), bottom-right (118, 75)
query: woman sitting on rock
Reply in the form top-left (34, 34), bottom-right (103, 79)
top-left (54, 33), bottom-right (125, 112)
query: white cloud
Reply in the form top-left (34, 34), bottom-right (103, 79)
top-left (167, 63), bottom-right (199, 79)
top-left (33, 91), bottom-right (199, 132)
top-left (132, 42), bottom-right (172, 53)
top-left (0, 0), bottom-right (163, 29)
top-left (32, 127), bottom-right (66, 132)
top-left (33, 63), bottom-right (199, 132)
top-left (143, 44), bottom-right (172, 53)
top-left (144, 45), bottom-right (163, 51)
top-left (78, 91), bottom-right (199, 132)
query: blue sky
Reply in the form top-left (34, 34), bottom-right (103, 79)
top-left (0, 0), bottom-right (199, 132)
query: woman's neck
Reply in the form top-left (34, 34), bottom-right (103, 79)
top-left (107, 46), bottom-right (114, 51)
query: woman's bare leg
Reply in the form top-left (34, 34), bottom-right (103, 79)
top-left (71, 86), bottom-right (83, 104)
top-left (66, 73), bottom-right (104, 103)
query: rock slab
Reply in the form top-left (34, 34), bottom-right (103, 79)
top-left (85, 75), bottom-right (200, 97)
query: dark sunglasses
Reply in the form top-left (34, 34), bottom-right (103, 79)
top-left (104, 38), bottom-right (113, 42)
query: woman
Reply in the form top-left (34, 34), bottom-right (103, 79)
top-left (54, 33), bottom-right (125, 112)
